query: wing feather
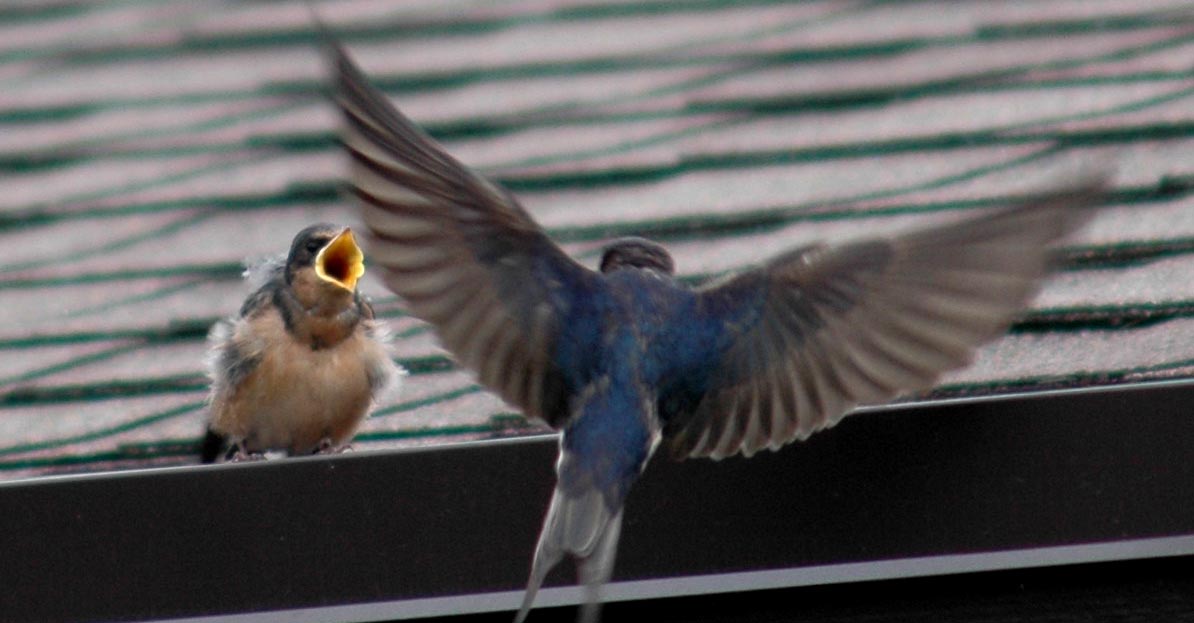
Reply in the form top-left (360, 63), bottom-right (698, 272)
top-left (667, 178), bottom-right (1108, 459)
top-left (327, 40), bottom-right (600, 426)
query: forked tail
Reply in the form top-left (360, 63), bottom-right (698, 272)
top-left (514, 485), bottom-right (624, 623)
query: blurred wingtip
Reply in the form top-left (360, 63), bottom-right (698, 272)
top-left (303, 0), bottom-right (353, 80)
top-left (1044, 151), bottom-right (1120, 200)
top-left (1004, 153), bottom-right (1120, 237)
top-left (303, 0), bottom-right (331, 43)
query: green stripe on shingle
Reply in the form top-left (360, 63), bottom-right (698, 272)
top-left (926, 356), bottom-right (1194, 400)
top-left (0, 180), bottom-right (340, 232)
top-left (0, 212), bottom-right (218, 275)
top-left (1013, 302), bottom-right (1194, 333)
top-left (0, 29), bottom-right (1189, 243)
top-left (0, 399), bottom-right (205, 458)
top-left (11, 297), bottom-right (1194, 406)
top-left (0, 318), bottom-right (215, 348)
top-left (10, 2), bottom-right (1185, 67)
top-left (0, 342), bottom-right (144, 388)
top-left (11, 120), bottom-right (1184, 237)
top-left (0, 0), bottom-right (850, 66)
top-left (0, 263), bottom-right (242, 290)
top-left (5, 346), bottom-right (1194, 472)
top-left (501, 122), bottom-right (1193, 192)
top-left (2, 11), bottom-right (1188, 125)
top-left (1, 375), bottom-right (207, 406)
top-left (9, 65), bottom-right (1194, 175)
top-left (0, 2), bottom-right (84, 22)
top-left (0, 412), bottom-right (537, 472)
top-left (0, 354), bottom-right (457, 405)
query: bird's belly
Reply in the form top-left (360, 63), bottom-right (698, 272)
top-left (222, 336), bottom-right (379, 455)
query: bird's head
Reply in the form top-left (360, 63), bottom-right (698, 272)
top-left (599, 237), bottom-right (675, 276)
top-left (285, 223), bottom-right (366, 292)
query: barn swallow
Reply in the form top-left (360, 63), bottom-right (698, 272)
top-left (201, 223), bottom-right (402, 463)
top-left (322, 38), bottom-right (1107, 622)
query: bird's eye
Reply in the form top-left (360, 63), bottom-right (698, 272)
top-left (306, 239), bottom-right (326, 253)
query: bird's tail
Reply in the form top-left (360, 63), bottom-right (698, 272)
top-left (199, 428), bottom-right (227, 464)
top-left (514, 486), bottom-right (624, 623)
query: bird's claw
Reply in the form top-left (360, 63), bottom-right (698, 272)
top-left (314, 438), bottom-right (353, 454)
top-left (227, 446), bottom-right (266, 462)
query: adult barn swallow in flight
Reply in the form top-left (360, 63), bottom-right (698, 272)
top-left (201, 224), bottom-right (402, 463)
top-left (324, 38), bottom-right (1105, 622)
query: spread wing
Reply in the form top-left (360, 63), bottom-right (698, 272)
top-left (665, 179), bottom-right (1108, 460)
top-left (327, 40), bottom-right (601, 427)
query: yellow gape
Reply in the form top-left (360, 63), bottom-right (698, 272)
top-left (315, 228), bottom-right (365, 291)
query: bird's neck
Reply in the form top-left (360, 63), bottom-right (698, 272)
top-left (275, 281), bottom-right (361, 350)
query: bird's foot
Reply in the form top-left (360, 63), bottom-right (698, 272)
top-left (313, 438), bottom-right (353, 454)
top-left (226, 444), bottom-right (266, 462)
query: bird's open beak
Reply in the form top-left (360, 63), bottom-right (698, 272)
top-left (315, 228), bottom-right (365, 291)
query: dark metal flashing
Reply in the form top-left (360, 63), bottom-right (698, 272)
top-left (2, 380), bottom-right (1193, 622)
top-left (445, 553), bottom-right (1194, 623)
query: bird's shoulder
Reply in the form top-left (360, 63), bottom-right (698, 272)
top-left (209, 279), bottom-right (293, 361)
top-left (238, 277), bottom-right (285, 319)
top-left (354, 290), bottom-right (377, 321)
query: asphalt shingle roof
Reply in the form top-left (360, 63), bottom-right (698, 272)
top-left (2, 0), bottom-right (1193, 480)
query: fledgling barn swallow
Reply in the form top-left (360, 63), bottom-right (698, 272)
top-left (323, 39), bottom-right (1107, 623)
top-left (201, 223), bottom-right (402, 463)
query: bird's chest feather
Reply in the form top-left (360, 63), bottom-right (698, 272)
top-left (216, 308), bottom-right (388, 453)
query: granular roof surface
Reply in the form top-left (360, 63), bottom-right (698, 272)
top-left (1, 0), bottom-right (1192, 480)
